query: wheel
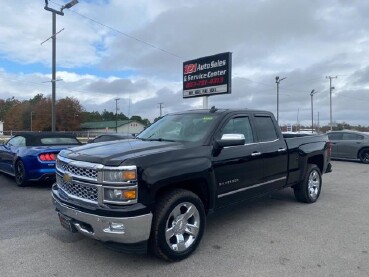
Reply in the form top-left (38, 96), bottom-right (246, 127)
top-left (294, 164), bottom-right (322, 203)
top-left (359, 149), bottom-right (369, 164)
top-left (150, 189), bottom-right (206, 262)
top-left (15, 160), bottom-right (28, 187)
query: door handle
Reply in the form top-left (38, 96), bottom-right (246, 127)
top-left (278, 148), bottom-right (286, 152)
top-left (251, 152), bottom-right (261, 156)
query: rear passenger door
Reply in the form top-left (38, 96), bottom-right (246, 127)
top-left (339, 132), bottom-right (364, 159)
top-left (253, 114), bottom-right (288, 190)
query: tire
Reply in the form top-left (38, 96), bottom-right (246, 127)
top-left (294, 164), bottom-right (322, 203)
top-left (150, 189), bottom-right (206, 262)
top-left (15, 160), bottom-right (28, 187)
top-left (359, 149), bottom-right (369, 164)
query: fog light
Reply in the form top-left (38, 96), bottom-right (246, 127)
top-left (109, 222), bottom-right (125, 232)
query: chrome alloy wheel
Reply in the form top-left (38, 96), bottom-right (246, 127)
top-left (165, 202), bottom-right (200, 252)
top-left (308, 169), bottom-right (321, 200)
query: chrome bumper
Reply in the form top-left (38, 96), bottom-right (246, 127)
top-left (52, 195), bottom-right (153, 244)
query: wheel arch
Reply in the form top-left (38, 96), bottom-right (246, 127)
top-left (154, 179), bottom-right (211, 214)
top-left (357, 147), bottom-right (369, 159)
top-left (307, 154), bottom-right (324, 173)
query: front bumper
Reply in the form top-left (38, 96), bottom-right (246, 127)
top-left (52, 194), bottom-right (153, 245)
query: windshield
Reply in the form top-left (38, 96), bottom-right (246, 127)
top-left (137, 113), bottom-right (219, 142)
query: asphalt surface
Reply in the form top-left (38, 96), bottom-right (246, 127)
top-left (0, 161), bottom-right (368, 277)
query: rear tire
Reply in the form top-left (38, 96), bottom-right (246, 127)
top-left (150, 189), bottom-right (206, 262)
top-left (359, 149), bottom-right (369, 164)
top-left (15, 160), bottom-right (28, 187)
top-left (294, 164), bottom-right (322, 203)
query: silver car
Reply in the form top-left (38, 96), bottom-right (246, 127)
top-left (327, 131), bottom-right (369, 164)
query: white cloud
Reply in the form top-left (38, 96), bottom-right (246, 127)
top-left (0, 0), bottom-right (369, 125)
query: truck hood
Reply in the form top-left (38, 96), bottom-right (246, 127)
top-left (58, 139), bottom-right (185, 166)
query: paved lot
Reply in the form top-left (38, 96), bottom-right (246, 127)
top-left (0, 161), bottom-right (368, 277)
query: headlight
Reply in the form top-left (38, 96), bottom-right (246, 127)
top-left (103, 187), bottom-right (137, 204)
top-left (103, 169), bottom-right (137, 183)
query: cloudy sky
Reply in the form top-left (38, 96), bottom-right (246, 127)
top-left (1, 0), bottom-right (369, 126)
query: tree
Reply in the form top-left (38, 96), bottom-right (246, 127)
top-left (82, 111), bottom-right (102, 122)
top-left (32, 97), bottom-right (52, 131)
top-left (153, 116), bottom-right (163, 123)
top-left (130, 115), bottom-right (150, 126)
top-left (4, 101), bottom-right (29, 131)
top-left (56, 97), bottom-right (84, 131)
top-left (0, 97), bottom-right (20, 122)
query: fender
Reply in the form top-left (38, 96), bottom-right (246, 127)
top-left (140, 157), bottom-right (216, 211)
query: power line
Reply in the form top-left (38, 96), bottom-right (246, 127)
top-left (49, 0), bottom-right (186, 60)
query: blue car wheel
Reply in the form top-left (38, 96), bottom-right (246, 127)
top-left (15, 160), bottom-right (28, 187)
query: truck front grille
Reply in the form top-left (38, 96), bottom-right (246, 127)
top-left (56, 175), bottom-right (98, 203)
top-left (57, 159), bottom-right (97, 180)
top-left (55, 156), bottom-right (137, 206)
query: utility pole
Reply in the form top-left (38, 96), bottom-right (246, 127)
top-left (158, 103), bottom-right (164, 117)
top-left (30, 111), bottom-right (34, 132)
top-left (275, 76), bottom-right (287, 124)
top-left (115, 98), bottom-right (120, 133)
top-left (310, 89), bottom-right (318, 133)
top-left (44, 0), bottom-right (79, 132)
top-left (296, 108), bottom-right (300, 132)
top-left (326, 76), bottom-right (337, 131)
top-left (317, 112), bottom-right (320, 133)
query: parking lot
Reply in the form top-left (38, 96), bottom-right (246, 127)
top-left (0, 161), bottom-right (368, 277)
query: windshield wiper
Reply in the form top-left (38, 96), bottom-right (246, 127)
top-left (145, 138), bottom-right (176, 142)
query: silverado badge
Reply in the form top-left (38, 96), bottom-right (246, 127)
top-left (63, 172), bottom-right (73, 183)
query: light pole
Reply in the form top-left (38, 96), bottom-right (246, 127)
top-left (44, 0), bottom-right (79, 132)
top-left (326, 76), bottom-right (337, 131)
top-left (275, 76), bottom-right (287, 124)
top-left (115, 98), bottom-right (120, 133)
top-left (310, 89), bottom-right (318, 133)
top-left (30, 111), bottom-right (34, 132)
top-left (158, 103), bottom-right (163, 117)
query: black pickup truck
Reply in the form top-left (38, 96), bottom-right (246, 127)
top-left (52, 108), bottom-right (332, 261)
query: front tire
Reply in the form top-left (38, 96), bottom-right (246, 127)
top-left (150, 189), bottom-right (206, 262)
top-left (15, 160), bottom-right (28, 187)
top-left (294, 164), bottom-right (322, 203)
top-left (359, 149), bottom-right (369, 164)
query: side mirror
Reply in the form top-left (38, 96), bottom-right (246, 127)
top-left (213, 134), bottom-right (245, 156)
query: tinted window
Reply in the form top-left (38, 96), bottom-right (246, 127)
top-left (7, 136), bottom-right (26, 147)
top-left (254, 116), bottom-right (278, 142)
top-left (342, 133), bottom-right (364, 140)
top-left (327, 133), bottom-right (342, 140)
top-left (40, 137), bottom-right (80, 145)
top-left (221, 117), bottom-right (254, 143)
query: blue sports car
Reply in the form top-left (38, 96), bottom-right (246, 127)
top-left (0, 132), bottom-right (81, 186)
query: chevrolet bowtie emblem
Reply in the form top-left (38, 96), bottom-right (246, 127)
top-left (63, 172), bottom-right (73, 183)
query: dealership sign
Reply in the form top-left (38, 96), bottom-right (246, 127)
top-left (183, 52), bottom-right (232, 98)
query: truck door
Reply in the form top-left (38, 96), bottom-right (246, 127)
top-left (212, 115), bottom-right (264, 207)
top-left (253, 114), bottom-right (288, 190)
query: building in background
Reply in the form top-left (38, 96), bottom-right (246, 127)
top-left (81, 120), bottom-right (145, 135)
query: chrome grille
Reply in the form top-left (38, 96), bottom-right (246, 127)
top-left (57, 175), bottom-right (98, 202)
top-left (57, 159), bottom-right (97, 179)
